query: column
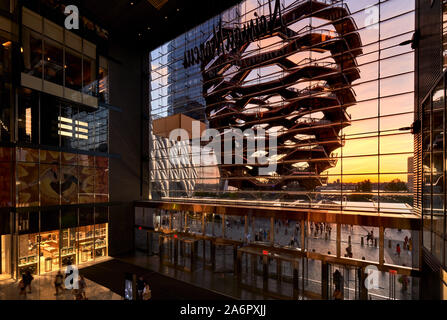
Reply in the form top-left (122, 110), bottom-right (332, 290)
top-left (191, 242), bottom-right (196, 271)
top-left (236, 251), bottom-right (242, 281)
top-left (379, 226), bottom-right (385, 265)
top-left (262, 254), bottom-right (269, 292)
top-left (336, 223), bottom-right (341, 258)
top-left (277, 259), bottom-right (282, 281)
top-left (244, 215), bottom-right (248, 243)
top-left (211, 242), bottom-right (216, 271)
top-left (270, 217), bottom-right (275, 244)
top-left (201, 213), bottom-right (205, 235)
top-left (233, 245), bottom-right (237, 272)
top-left (184, 211), bottom-right (188, 232)
top-left (222, 214), bottom-right (226, 238)
top-left (159, 235), bottom-right (163, 263)
top-left (301, 220), bottom-right (305, 250)
top-left (321, 262), bottom-right (329, 300)
top-left (173, 237), bottom-right (178, 266)
top-left (293, 260), bottom-right (299, 299)
top-left (169, 212), bottom-right (173, 231)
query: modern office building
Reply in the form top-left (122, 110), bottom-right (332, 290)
top-left (1, 0), bottom-right (447, 301)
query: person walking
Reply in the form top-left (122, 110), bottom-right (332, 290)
top-left (24, 271), bottom-right (33, 293)
top-left (54, 270), bottom-right (64, 296)
top-left (143, 282), bottom-right (152, 300)
top-left (78, 275), bottom-right (87, 300)
top-left (136, 276), bottom-right (145, 300)
top-left (18, 277), bottom-right (27, 298)
top-left (396, 243), bottom-right (401, 257)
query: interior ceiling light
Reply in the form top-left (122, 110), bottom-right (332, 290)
top-left (2, 41), bottom-right (11, 47)
top-left (147, 0), bottom-right (168, 10)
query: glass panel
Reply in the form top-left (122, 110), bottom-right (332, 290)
top-left (22, 29), bottom-right (43, 79)
top-left (61, 227), bottom-right (76, 266)
top-left (43, 40), bottom-right (63, 85)
top-left (82, 57), bottom-right (96, 96)
top-left (40, 164), bottom-right (60, 206)
top-left (65, 50), bottom-right (82, 90)
top-left (17, 89), bottom-right (39, 144)
top-left (17, 163), bottom-right (39, 207)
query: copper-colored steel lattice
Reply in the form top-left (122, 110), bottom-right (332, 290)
top-left (202, 0), bottom-right (362, 191)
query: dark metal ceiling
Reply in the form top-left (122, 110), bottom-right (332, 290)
top-left (79, 0), bottom-right (242, 51)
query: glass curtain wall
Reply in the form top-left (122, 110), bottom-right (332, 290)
top-left (149, 0), bottom-right (415, 216)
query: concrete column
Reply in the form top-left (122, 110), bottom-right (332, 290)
top-left (270, 217), bottom-right (275, 244)
top-left (379, 226), bottom-right (385, 265)
top-left (336, 223), bottom-right (341, 258)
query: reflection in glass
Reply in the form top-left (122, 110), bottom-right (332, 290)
top-left (43, 40), bottom-right (63, 85)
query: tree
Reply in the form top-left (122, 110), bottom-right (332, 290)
top-left (384, 179), bottom-right (408, 192)
top-left (349, 179), bottom-right (373, 201)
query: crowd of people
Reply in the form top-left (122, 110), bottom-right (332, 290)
top-left (18, 267), bottom-right (88, 300)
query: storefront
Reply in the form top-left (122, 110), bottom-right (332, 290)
top-left (15, 222), bottom-right (108, 277)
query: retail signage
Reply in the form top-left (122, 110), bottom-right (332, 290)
top-left (183, 0), bottom-right (283, 69)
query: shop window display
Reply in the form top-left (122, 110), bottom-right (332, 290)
top-left (61, 228), bottom-right (76, 266)
top-left (77, 225), bottom-right (94, 263)
top-left (94, 223), bottom-right (108, 258)
top-left (38, 231), bottom-right (59, 273)
top-left (18, 233), bottom-right (38, 275)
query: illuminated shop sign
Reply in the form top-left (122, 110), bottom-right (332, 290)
top-left (183, 0), bottom-right (284, 69)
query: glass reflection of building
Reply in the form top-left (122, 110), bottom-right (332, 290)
top-left (0, 2), bottom-right (111, 279)
top-left (145, 0), bottom-right (423, 300)
top-left (149, 0), bottom-right (416, 214)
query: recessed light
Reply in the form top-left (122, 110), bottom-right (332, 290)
top-left (147, 26), bottom-right (151, 30)
top-left (130, 2), bottom-right (134, 5)
top-left (164, 16), bottom-right (168, 19)
top-left (176, 8), bottom-right (180, 12)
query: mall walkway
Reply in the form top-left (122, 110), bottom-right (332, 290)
top-left (80, 259), bottom-right (235, 300)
